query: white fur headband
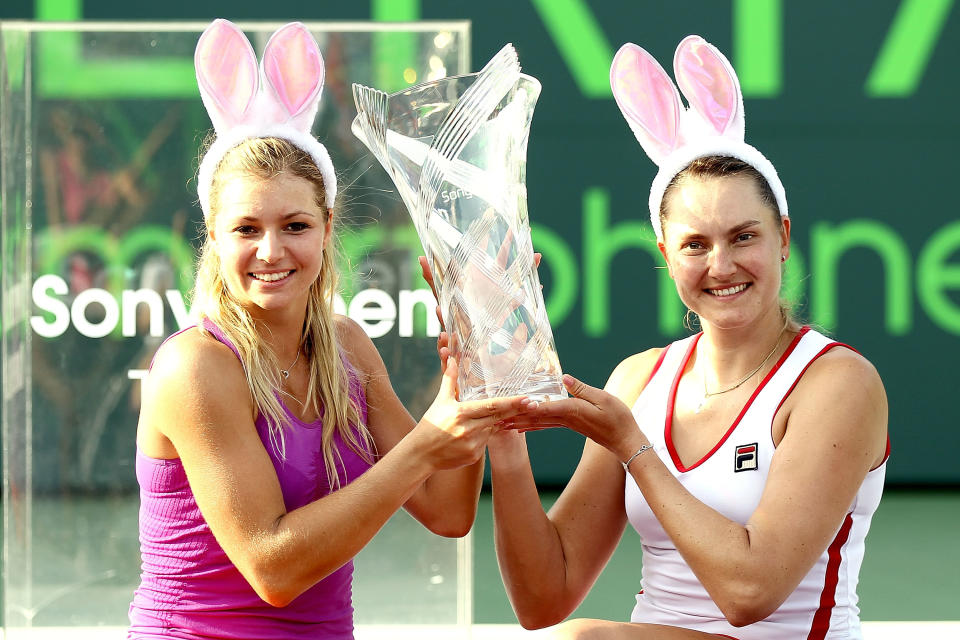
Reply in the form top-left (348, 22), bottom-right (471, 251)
top-left (610, 35), bottom-right (788, 242)
top-left (195, 19), bottom-right (337, 220)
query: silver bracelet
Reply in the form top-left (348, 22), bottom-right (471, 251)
top-left (622, 444), bottom-right (654, 471)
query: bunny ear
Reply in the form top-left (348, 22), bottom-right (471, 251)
top-left (261, 22), bottom-right (325, 132)
top-left (673, 35), bottom-right (744, 139)
top-left (195, 19), bottom-right (259, 133)
top-left (610, 43), bottom-right (683, 165)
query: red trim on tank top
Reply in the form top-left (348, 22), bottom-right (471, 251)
top-left (647, 345), bottom-right (671, 383)
top-left (664, 326), bottom-right (811, 473)
top-left (770, 340), bottom-right (890, 470)
top-left (629, 344), bottom-right (672, 409)
top-left (771, 340), bottom-right (846, 447)
top-left (807, 512), bottom-right (854, 640)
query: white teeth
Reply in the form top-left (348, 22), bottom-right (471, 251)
top-left (710, 283), bottom-right (748, 297)
top-left (252, 271), bottom-right (292, 282)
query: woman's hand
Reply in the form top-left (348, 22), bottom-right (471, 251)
top-left (419, 255), bottom-right (447, 332)
top-left (504, 374), bottom-right (649, 463)
top-left (413, 356), bottom-right (531, 472)
top-left (435, 330), bottom-right (451, 377)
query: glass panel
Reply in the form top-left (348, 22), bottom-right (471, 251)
top-left (1, 23), bottom-right (33, 636)
top-left (0, 21), bottom-right (470, 636)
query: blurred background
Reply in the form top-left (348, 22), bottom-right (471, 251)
top-left (1, 0), bottom-right (958, 634)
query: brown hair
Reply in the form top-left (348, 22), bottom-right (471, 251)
top-left (659, 155), bottom-right (780, 226)
top-left (193, 136), bottom-right (372, 489)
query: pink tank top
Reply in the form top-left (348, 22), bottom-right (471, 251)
top-left (128, 322), bottom-right (372, 639)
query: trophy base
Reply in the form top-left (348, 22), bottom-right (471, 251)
top-left (460, 372), bottom-right (568, 403)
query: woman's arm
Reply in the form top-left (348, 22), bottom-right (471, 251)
top-left (337, 316), bottom-right (490, 537)
top-left (140, 326), bottom-right (524, 608)
top-left (518, 347), bottom-right (888, 627)
top-left (487, 350), bottom-right (662, 629)
top-left (488, 434), bottom-right (627, 629)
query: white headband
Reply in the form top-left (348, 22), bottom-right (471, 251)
top-left (610, 35), bottom-right (788, 242)
top-left (194, 19), bottom-right (337, 220)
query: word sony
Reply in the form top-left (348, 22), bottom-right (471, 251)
top-left (439, 187), bottom-right (474, 203)
top-left (29, 274), bottom-right (441, 340)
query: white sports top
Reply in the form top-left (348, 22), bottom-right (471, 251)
top-left (625, 327), bottom-right (888, 640)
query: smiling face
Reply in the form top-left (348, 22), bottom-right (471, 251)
top-left (210, 171), bottom-right (331, 318)
top-left (658, 174), bottom-right (790, 331)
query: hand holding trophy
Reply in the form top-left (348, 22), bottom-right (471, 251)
top-left (352, 44), bottom-right (565, 401)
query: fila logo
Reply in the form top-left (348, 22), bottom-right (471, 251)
top-left (735, 443), bottom-right (759, 472)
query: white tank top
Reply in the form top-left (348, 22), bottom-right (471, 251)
top-left (625, 327), bottom-right (887, 640)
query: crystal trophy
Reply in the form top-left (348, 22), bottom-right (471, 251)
top-left (352, 44), bottom-right (565, 401)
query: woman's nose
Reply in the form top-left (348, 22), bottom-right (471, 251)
top-left (256, 231), bottom-right (283, 263)
top-left (708, 245), bottom-right (736, 278)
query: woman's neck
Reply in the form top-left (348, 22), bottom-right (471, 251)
top-left (251, 305), bottom-right (307, 364)
top-left (696, 309), bottom-right (791, 382)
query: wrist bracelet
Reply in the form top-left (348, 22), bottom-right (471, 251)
top-left (622, 444), bottom-right (654, 471)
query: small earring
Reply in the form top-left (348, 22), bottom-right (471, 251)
top-left (781, 255), bottom-right (786, 263)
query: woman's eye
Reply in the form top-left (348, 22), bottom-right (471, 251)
top-left (286, 222), bottom-right (309, 232)
top-left (736, 232), bottom-right (755, 242)
top-left (234, 225), bottom-right (258, 235)
top-left (685, 241), bottom-right (704, 251)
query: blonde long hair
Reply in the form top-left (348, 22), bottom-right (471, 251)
top-left (193, 136), bottom-right (372, 489)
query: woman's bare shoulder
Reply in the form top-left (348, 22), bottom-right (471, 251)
top-left (604, 347), bottom-right (667, 408)
top-left (150, 326), bottom-right (241, 381)
top-left (800, 342), bottom-right (885, 398)
top-left (786, 341), bottom-right (888, 463)
top-left (140, 326), bottom-right (253, 450)
top-left (144, 327), bottom-right (251, 416)
top-left (333, 314), bottom-right (385, 378)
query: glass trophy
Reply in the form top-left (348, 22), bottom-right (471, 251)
top-left (352, 44), bottom-right (566, 401)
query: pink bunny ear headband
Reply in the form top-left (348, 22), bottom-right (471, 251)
top-left (610, 35), bottom-right (788, 242)
top-left (195, 19), bottom-right (336, 221)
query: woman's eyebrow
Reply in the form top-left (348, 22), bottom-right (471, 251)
top-left (728, 219), bottom-right (762, 234)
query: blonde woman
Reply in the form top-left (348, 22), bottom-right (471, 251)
top-left (127, 20), bottom-right (527, 639)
